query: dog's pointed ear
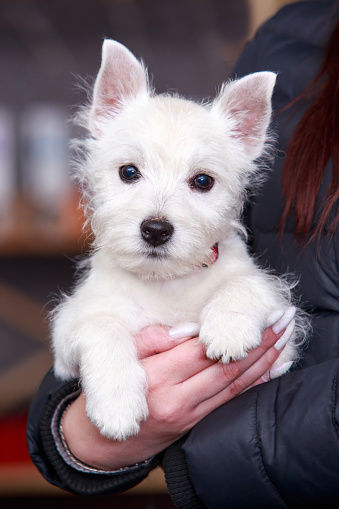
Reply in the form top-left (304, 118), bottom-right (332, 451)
top-left (212, 72), bottom-right (276, 160)
top-left (89, 40), bottom-right (149, 137)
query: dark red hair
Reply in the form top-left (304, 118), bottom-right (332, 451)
top-left (279, 18), bottom-right (339, 244)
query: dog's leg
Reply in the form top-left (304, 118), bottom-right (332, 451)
top-left (53, 305), bottom-right (148, 440)
top-left (199, 273), bottom-right (297, 364)
top-left (76, 317), bottom-right (148, 440)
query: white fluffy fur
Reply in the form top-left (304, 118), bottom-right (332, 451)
top-left (52, 40), bottom-right (306, 440)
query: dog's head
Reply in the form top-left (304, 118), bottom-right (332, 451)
top-left (78, 40), bottom-right (276, 280)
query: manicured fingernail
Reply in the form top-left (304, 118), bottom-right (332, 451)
top-left (261, 370), bottom-right (271, 382)
top-left (274, 319), bottom-right (295, 350)
top-left (272, 307), bottom-right (296, 335)
top-left (266, 309), bottom-right (285, 328)
top-left (270, 361), bottom-right (293, 379)
top-left (169, 322), bottom-right (200, 339)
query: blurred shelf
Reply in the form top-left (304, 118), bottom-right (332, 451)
top-left (0, 196), bottom-right (90, 257)
top-left (0, 228), bottom-right (88, 257)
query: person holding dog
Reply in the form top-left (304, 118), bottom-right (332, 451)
top-left (27, 0), bottom-right (339, 507)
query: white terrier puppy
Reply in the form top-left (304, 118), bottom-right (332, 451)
top-left (52, 40), bottom-right (305, 440)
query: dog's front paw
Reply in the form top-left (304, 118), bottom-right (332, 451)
top-left (86, 388), bottom-right (149, 440)
top-left (199, 308), bottom-right (262, 363)
top-left (83, 361), bottom-right (149, 440)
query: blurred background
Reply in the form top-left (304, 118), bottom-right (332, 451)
top-left (0, 0), bottom-right (300, 507)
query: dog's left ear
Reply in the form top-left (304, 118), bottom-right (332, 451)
top-left (89, 40), bottom-right (149, 137)
top-left (212, 72), bottom-right (277, 160)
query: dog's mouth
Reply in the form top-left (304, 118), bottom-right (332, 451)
top-left (136, 242), bottom-right (219, 280)
top-left (145, 249), bottom-right (168, 260)
top-left (143, 242), bottom-right (219, 265)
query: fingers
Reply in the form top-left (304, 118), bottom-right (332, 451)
top-left (138, 312), bottom-right (296, 437)
top-left (145, 326), bottom-right (286, 430)
top-left (136, 325), bottom-right (185, 359)
top-left (144, 324), bottom-right (278, 398)
top-left (181, 324), bottom-right (290, 408)
top-left (180, 337), bottom-right (273, 406)
top-left (138, 325), bottom-right (217, 386)
top-left (137, 322), bottom-right (200, 359)
top-left (190, 322), bottom-right (296, 420)
top-left (251, 319), bottom-right (296, 386)
top-left (143, 337), bottom-right (217, 387)
top-left (186, 344), bottom-right (279, 420)
top-left (139, 314), bottom-right (295, 392)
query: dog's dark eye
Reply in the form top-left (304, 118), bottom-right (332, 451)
top-left (191, 174), bottom-right (214, 192)
top-left (119, 165), bottom-right (141, 183)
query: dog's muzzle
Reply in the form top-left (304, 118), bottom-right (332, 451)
top-left (140, 219), bottom-right (174, 248)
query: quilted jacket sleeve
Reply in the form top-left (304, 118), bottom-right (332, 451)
top-left (163, 359), bottom-right (339, 509)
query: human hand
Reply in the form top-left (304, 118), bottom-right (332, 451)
top-left (137, 312), bottom-right (294, 438)
top-left (62, 313), bottom-right (294, 471)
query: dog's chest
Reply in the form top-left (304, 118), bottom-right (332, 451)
top-left (90, 248), bottom-right (232, 328)
top-left (129, 271), bottom-right (218, 327)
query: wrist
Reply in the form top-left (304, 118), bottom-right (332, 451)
top-left (61, 394), bottom-right (120, 470)
top-left (61, 393), bottom-right (156, 471)
top-left (39, 377), bottom-right (163, 494)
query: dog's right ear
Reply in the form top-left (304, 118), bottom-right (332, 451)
top-left (89, 40), bottom-right (149, 137)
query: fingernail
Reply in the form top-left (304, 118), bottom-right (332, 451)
top-left (274, 319), bottom-right (295, 350)
top-left (270, 361), bottom-right (293, 379)
top-left (272, 307), bottom-right (296, 335)
top-left (266, 309), bottom-right (285, 328)
top-left (261, 370), bottom-right (271, 382)
top-left (169, 322), bottom-right (200, 339)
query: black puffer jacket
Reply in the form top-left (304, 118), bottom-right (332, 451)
top-left (27, 1), bottom-right (339, 507)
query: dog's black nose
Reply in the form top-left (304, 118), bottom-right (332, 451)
top-left (140, 219), bottom-right (174, 247)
